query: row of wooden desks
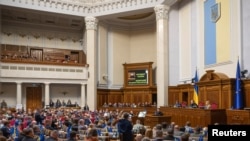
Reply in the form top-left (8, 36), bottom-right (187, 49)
top-left (99, 107), bottom-right (250, 127)
top-left (160, 107), bottom-right (250, 127)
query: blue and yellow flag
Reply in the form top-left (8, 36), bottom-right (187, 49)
top-left (234, 60), bottom-right (243, 109)
top-left (193, 69), bottom-right (199, 104)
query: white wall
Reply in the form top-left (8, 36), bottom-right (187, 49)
top-left (111, 29), bottom-right (130, 86)
top-left (130, 28), bottom-right (156, 67)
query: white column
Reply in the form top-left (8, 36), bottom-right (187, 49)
top-left (81, 83), bottom-right (86, 108)
top-left (44, 82), bottom-right (50, 108)
top-left (154, 5), bottom-right (170, 107)
top-left (85, 16), bottom-right (98, 111)
top-left (16, 82), bottom-right (22, 105)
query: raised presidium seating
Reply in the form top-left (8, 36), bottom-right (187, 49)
top-left (210, 103), bottom-right (218, 109)
top-left (160, 107), bottom-right (226, 127)
top-left (181, 101), bottom-right (187, 108)
top-left (198, 102), bottom-right (205, 109)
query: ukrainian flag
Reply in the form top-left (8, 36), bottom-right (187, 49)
top-left (204, 0), bottom-right (230, 65)
top-left (193, 70), bottom-right (199, 104)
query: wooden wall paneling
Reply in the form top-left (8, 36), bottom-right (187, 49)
top-left (123, 87), bottom-right (156, 104)
top-left (177, 84), bottom-right (192, 104)
top-left (221, 90), bottom-right (231, 109)
top-left (198, 86), bottom-right (206, 104)
top-left (188, 88), bottom-right (194, 104)
top-left (97, 89), bottom-right (108, 108)
top-left (108, 89), bottom-right (123, 104)
top-left (26, 87), bottom-right (42, 111)
top-left (97, 89), bottom-right (123, 108)
top-left (221, 79), bottom-right (234, 109)
top-left (243, 80), bottom-right (250, 108)
top-left (206, 86), bottom-right (220, 108)
top-left (226, 109), bottom-right (250, 124)
top-left (161, 107), bottom-right (226, 127)
top-left (168, 86), bottom-right (177, 105)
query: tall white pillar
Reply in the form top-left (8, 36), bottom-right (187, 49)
top-left (16, 82), bottom-right (22, 105)
top-left (81, 83), bottom-right (86, 108)
top-left (85, 16), bottom-right (98, 111)
top-left (154, 5), bottom-right (170, 107)
top-left (44, 82), bottom-right (50, 108)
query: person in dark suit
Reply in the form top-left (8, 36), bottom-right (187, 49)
top-left (154, 108), bottom-right (163, 116)
top-left (189, 100), bottom-right (198, 108)
top-left (83, 104), bottom-right (89, 111)
top-left (163, 128), bottom-right (175, 140)
top-left (49, 99), bottom-right (54, 108)
top-left (55, 99), bottom-right (62, 108)
top-left (34, 109), bottom-right (45, 125)
top-left (0, 120), bottom-right (11, 139)
top-left (117, 112), bottom-right (133, 141)
top-left (67, 131), bottom-right (77, 141)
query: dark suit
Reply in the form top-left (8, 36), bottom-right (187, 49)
top-left (117, 119), bottom-right (133, 141)
top-left (1, 125), bottom-right (11, 139)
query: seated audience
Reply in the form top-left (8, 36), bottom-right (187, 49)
top-left (135, 133), bottom-right (144, 141)
top-left (173, 125), bottom-right (184, 136)
top-left (0, 130), bottom-right (7, 141)
top-left (45, 130), bottom-right (58, 141)
top-left (190, 126), bottom-right (203, 137)
top-left (85, 128), bottom-right (98, 141)
top-left (163, 128), bottom-right (175, 140)
top-left (22, 127), bottom-right (37, 141)
top-left (0, 120), bottom-right (11, 139)
top-left (161, 122), bottom-right (169, 132)
top-left (133, 119), bottom-right (145, 134)
top-left (184, 121), bottom-right (193, 133)
top-left (144, 128), bottom-right (153, 139)
top-left (153, 129), bottom-right (164, 141)
top-left (67, 131), bottom-right (77, 141)
top-left (181, 133), bottom-right (190, 141)
top-left (141, 137), bottom-right (151, 141)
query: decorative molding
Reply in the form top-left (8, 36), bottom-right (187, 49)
top-left (2, 26), bottom-right (83, 47)
top-left (1, 62), bottom-right (89, 81)
top-left (154, 5), bottom-right (170, 21)
top-left (85, 16), bottom-right (98, 30)
top-left (1, 0), bottom-right (167, 16)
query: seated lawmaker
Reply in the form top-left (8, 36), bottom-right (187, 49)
top-left (174, 100), bottom-right (182, 108)
top-left (189, 100), bottom-right (198, 108)
top-left (154, 108), bottom-right (163, 116)
top-left (205, 100), bottom-right (211, 109)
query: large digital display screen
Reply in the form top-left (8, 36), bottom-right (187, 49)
top-left (127, 69), bottom-right (148, 85)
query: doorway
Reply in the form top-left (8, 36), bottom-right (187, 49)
top-left (26, 87), bottom-right (42, 111)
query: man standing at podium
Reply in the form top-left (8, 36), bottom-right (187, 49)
top-left (154, 108), bottom-right (163, 116)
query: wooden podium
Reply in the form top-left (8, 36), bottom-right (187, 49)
top-left (144, 115), bottom-right (171, 128)
top-left (226, 109), bottom-right (250, 124)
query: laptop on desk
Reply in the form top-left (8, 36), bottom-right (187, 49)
top-left (138, 111), bottom-right (147, 118)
